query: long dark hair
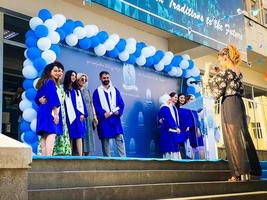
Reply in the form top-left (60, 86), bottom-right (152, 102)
top-left (36, 63), bottom-right (57, 90)
top-left (176, 93), bottom-right (186, 108)
top-left (54, 61), bottom-right (64, 86)
top-left (63, 70), bottom-right (79, 96)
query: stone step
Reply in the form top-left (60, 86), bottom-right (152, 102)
top-left (30, 156), bottom-right (229, 172)
top-left (164, 191), bottom-right (267, 200)
top-left (28, 180), bottom-right (267, 200)
top-left (28, 169), bottom-right (230, 189)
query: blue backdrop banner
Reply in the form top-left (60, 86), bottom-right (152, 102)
top-left (93, 0), bottom-right (246, 56)
top-left (58, 45), bottom-right (181, 157)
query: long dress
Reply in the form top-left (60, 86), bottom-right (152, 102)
top-left (81, 88), bottom-right (97, 154)
top-left (209, 69), bottom-right (262, 177)
top-left (53, 85), bottom-right (71, 156)
top-left (188, 110), bottom-right (204, 149)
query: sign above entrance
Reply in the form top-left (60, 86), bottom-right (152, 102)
top-left (93, 0), bottom-right (246, 57)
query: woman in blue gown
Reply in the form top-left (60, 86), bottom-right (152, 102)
top-left (64, 70), bottom-right (88, 156)
top-left (158, 92), bottom-right (181, 159)
top-left (35, 63), bottom-right (62, 156)
top-left (186, 94), bottom-right (205, 160)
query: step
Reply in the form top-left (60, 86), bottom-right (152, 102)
top-left (30, 156), bottom-right (229, 172)
top-left (163, 191), bottom-right (267, 200)
top-left (28, 169), bottom-right (230, 189)
top-left (28, 180), bottom-right (267, 200)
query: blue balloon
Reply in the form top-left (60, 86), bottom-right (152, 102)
top-left (20, 120), bottom-right (31, 132)
top-left (171, 55), bottom-right (183, 66)
top-left (187, 86), bottom-right (196, 94)
top-left (38, 70), bottom-right (44, 77)
top-left (97, 31), bottom-right (109, 43)
top-left (188, 60), bottom-right (194, 69)
top-left (25, 36), bottom-right (38, 48)
top-left (194, 75), bottom-right (201, 81)
top-left (74, 20), bottom-right (84, 27)
top-left (136, 42), bottom-right (146, 49)
top-left (79, 37), bottom-right (91, 49)
top-left (26, 30), bottom-right (35, 38)
top-left (62, 20), bottom-right (75, 35)
top-left (153, 55), bottom-right (160, 65)
top-left (33, 57), bottom-right (47, 71)
top-left (134, 47), bottom-right (142, 58)
top-left (164, 64), bottom-right (172, 72)
top-left (126, 54), bottom-right (136, 64)
top-left (32, 101), bottom-right (39, 111)
top-left (116, 39), bottom-right (126, 52)
top-left (107, 48), bottom-right (119, 58)
top-left (194, 92), bottom-right (201, 98)
top-left (38, 9), bottom-right (52, 21)
top-left (50, 44), bottom-right (61, 56)
top-left (145, 57), bottom-right (154, 67)
top-left (24, 130), bottom-right (38, 144)
top-left (23, 79), bottom-right (34, 90)
top-left (90, 36), bottom-right (100, 48)
top-left (25, 88), bottom-right (37, 101)
top-left (182, 69), bottom-right (187, 78)
top-left (56, 28), bottom-right (66, 41)
top-left (155, 50), bottom-right (164, 60)
top-left (31, 142), bottom-right (39, 154)
top-left (34, 25), bottom-right (49, 38)
top-left (27, 47), bottom-right (42, 60)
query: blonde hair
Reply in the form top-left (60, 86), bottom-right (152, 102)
top-left (218, 44), bottom-right (241, 66)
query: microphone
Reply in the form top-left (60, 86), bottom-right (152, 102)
top-left (189, 80), bottom-right (202, 84)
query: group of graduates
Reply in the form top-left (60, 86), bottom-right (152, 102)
top-left (34, 61), bottom-right (126, 157)
top-left (158, 92), bottom-right (205, 160)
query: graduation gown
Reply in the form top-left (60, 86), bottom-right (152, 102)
top-left (158, 104), bottom-right (181, 154)
top-left (65, 89), bottom-right (88, 139)
top-left (188, 110), bottom-right (204, 148)
top-left (93, 87), bottom-right (124, 139)
top-left (35, 79), bottom-right (63, 135)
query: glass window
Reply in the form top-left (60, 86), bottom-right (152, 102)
top-left (264, 9), bottom-right (267, 24)
top-left (250, 0), bottom-right (259, 19)
top-left (243, 84), bottom-right (253, 99)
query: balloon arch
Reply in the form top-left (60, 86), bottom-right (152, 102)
top-left (20, 9), bottom-right (202, 152)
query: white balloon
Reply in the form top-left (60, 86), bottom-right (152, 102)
top-left (94, 44), bottom-right (106, 56)
top-left (44, 19), bottom-right (57, 31)
top-left (30, 17), bottom-right (43, 30)
top-left (187, 77), bottom-right (196, 86)
top-left (22, 108), bottom-right (37, 122)
top-left (41, 50), bottom-right (56, 64)
top-left (165, 51), bottom-right (174, 58)
top-left (150, 46), bottom-right (156, 56)
top-left (73, 27), bottom-right (86, 39)
top-left (193, 84), bottom-right (200, 93)
top-left (103, 39), bottom-right (115, 51)
top-left (182, 54), bottom-right (190, 60)
top-left (65, 34), bottom-right (78, 46)
top-left (30, 118), bottom-right (37, 132)
top-left (176, 67), bottom-right (183, 77)
top-left (141, 47), bottom-right (153, 58)
top-left (136, 56), bottom-right (146, 66)
top-left (191, 67), bottom-right (200, 77)
top-left (126, 37), bottom-right (136, 45)
top-left (19, 99), bottom-right (32, 112)
top-left (118, 51), bottom-right (129, 62)
top-left (37, 37), bottom-right (51, 51)
top-left (33, 78), bottom-right (40, 89)
top-left (161, 55), bottom-right (172, 65)
top-left (185, 70), bottom-right (192, 78)
top-left (125, 43), bottom-right (136, 54)
top-left (109, 34), bottom-right (120, 45)
top-left (84, 25), bottom-right (98, 37)
top-left (52, 14), bottom-right (66, 28)
top-left (23, 59), bottom-right (33, 67)
top-left (24, 49), bottom-right (28, 59)
top-left (168, 67), bottom-right (177, 76)
top-left (154, 62), bottom-right (164, 71)
top-left (22, 91), bottom-right (26, 100)
top-left (47, 31), bottom-right (60, 44)
top-left (180, 60), bottom-right (190, 69)
top-left (21, 132), bottom-right (25, 142)
top-left (22, 65), bottom-right (38, 79)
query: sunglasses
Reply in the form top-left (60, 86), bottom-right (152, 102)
top-left (80, 78), bottom-right (87, 82)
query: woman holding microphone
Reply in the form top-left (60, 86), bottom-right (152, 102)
top-left (203, 44), bottom-right (261, 181)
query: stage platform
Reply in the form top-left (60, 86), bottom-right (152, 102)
top-left (28, 156), bottom-right (267, 200)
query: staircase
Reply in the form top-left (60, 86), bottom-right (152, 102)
top-left (28, 157), bottom-right (267, 200)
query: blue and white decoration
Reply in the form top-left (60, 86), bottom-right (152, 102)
top-left (21, 9), bottom-right (201, 152)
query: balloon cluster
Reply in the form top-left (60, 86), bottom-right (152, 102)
top-left (21, 9), bottom-right (202, 151)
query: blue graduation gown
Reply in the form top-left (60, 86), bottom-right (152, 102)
top-left (92, 87), bottom-right (124, 139)
top-left (65, 89), bottom-right (88, 139)
top-left (158, 105), bottom-right (180, 154)
top-left (187, 110), bottom-right (204, 148)
top-left (35, 79), bottom-right (63, 135)
top-left (178, 108), bottom-right (191, 140)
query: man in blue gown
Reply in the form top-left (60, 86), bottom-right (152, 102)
top-left (93, 71), bottom-right (126, 157)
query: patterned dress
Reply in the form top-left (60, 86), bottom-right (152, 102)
top-left (53, 85), bottom-right (71, 155)
top-left (81, 88), bottom-right (97, 154)
top-left (208, 69), bottom-right (261, 177)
